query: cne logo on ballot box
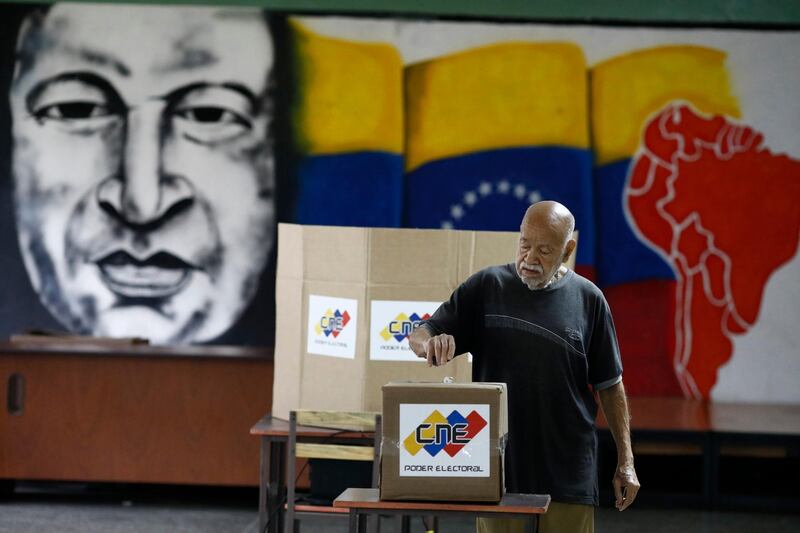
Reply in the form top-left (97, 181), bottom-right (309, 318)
top-left (399, 404), bottom-right (490, 477)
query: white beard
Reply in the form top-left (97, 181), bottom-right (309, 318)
top-left (517, 263), bottom-right (563, 291)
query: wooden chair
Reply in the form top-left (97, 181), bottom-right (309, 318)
top-left (286, 410), bottom-right (382, 533)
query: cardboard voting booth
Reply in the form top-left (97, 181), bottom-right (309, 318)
top-left (380, 381), bottom-right (508, 502)
top-left (271, 223), bottom-right (522, 420)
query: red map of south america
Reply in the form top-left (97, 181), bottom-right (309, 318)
top-left (626, 104), bottom-right (800, 398)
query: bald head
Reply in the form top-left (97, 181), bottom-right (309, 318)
top-left (521, 201), bottom-right (575, 247)
top-left (516, 201), bottom-right (576, 290)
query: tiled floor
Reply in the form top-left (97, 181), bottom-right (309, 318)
top-left (0, 484), bottom-right (798, 533)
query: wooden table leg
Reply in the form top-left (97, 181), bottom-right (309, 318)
top-left (349, 510), bottom-right (359, 533)
top-left (524, 515), bottom-right (538, 533)
top-left (264, 438), bottom-right (287, 533)
top-left (258, 436), bottom-right (288, 533)
top-left (258, 437), bottom-right (268, 533)
top-left (707, 433), bottom-right (719, 508)
top-left (367, 513), bottom-right (380, 533)
top-left (350, 509), bottom-right (369, 533)
top-left (400, 515), bottom-right (410, 533)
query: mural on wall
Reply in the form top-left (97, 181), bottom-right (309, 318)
top-left (590, 45), bottom-right (800, 400)
top-left (0, 3), bottom-right (798, 402)
top-left (626, 104), bottom-right (800, 398)
top-left (289, 18), bottom-right (800, 403)
top-left (0, 3), bottom-right (277, 345)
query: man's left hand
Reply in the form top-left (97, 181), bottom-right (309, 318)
top-left (613, 463), bottom-right (640, 511)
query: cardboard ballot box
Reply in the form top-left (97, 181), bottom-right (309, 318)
top-left (380, 381), bottom-right (508, 502)
top-left (271, 223), bottom-right (523, 420)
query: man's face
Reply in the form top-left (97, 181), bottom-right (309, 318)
top-left (9, 5), bottom-right (275, 343)
top-left (515, 216), bottom-right (569, 290)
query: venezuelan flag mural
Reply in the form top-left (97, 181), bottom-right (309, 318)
top-left (404, 43), bottom-right (595, 275)
top-left (290, 22), bottom-right (405, 227)
top-left (289, 18), bottom-right (800, 404)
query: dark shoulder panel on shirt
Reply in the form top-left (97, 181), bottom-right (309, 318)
top-left (567, 270), bottom-right (609, 302)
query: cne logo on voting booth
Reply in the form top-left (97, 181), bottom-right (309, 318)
top-left (370, 301), bottom-right (440, 361)
top-left (314, 308), bottom-right (351, 338)
top-left (399, 404), bottom-right (491, 477)
top-left (307, 295), bottom-right (357, 359)
top-left (380, 312), bottom-right (431, 343)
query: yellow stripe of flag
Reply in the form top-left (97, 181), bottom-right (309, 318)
top-left (290, 21), bottom-right (404, 155)
top-left (591, 45), bottom-right (741, 166)
top-left (405, 42), bottom-right (589, 172)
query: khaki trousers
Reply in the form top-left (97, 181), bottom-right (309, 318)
top-left (476, 502), bottom-right (594, 533)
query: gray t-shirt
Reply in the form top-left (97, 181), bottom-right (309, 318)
top-left (425, 263), bottom-right (622, 505)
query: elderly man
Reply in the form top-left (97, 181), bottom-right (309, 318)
top-left (409, 201), bottom-right (639, 533)
top-left (8, 3), bottom-right (276, 344)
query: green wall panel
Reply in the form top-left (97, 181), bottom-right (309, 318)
top-left (0, 0), bottom-right (799, 26)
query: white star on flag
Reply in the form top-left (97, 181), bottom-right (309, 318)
top-left (497, 180), bottom-right (511, 193)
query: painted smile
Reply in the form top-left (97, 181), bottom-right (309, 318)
top-left (96, 251), bottom-right (194, 299)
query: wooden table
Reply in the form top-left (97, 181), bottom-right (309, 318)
top-left (596, 397), bottom-right (800, 508)
top-left (249, 414), bottom-right (376, 533)
top-left (334, 488), bottom-right (550, 533)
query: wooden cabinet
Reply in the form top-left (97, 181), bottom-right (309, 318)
top-left (0, 343), bottom-right (273, 486)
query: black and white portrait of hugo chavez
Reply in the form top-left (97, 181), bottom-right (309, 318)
top-left (2, 3), bottom-right (281, 345)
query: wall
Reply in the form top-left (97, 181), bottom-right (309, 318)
top-left (4, 0), bottom-right (800, 26)
top-left (0, 1), bottom-right (797, 404)
top-left (0, 1), bottom-right (800, 484)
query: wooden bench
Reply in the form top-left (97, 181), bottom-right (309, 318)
top-left (596, 397), bottom-right (800, 509)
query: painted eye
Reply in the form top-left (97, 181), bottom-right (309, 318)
top-left (170, 85), bottom-right (258, 144)
top-left (176, 106), bottom-right (251, 128)
top-left (174, 105), bottom-right (253, 144)
top-left (25, 74), bottom-right (125, 129)
top-left (35, 101), bottom-right (111, 120)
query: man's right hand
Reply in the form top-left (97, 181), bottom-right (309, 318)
top-left (420, 333), bottom-right (456, 367)
top-left (408, 326), bottom-right (456, 367)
